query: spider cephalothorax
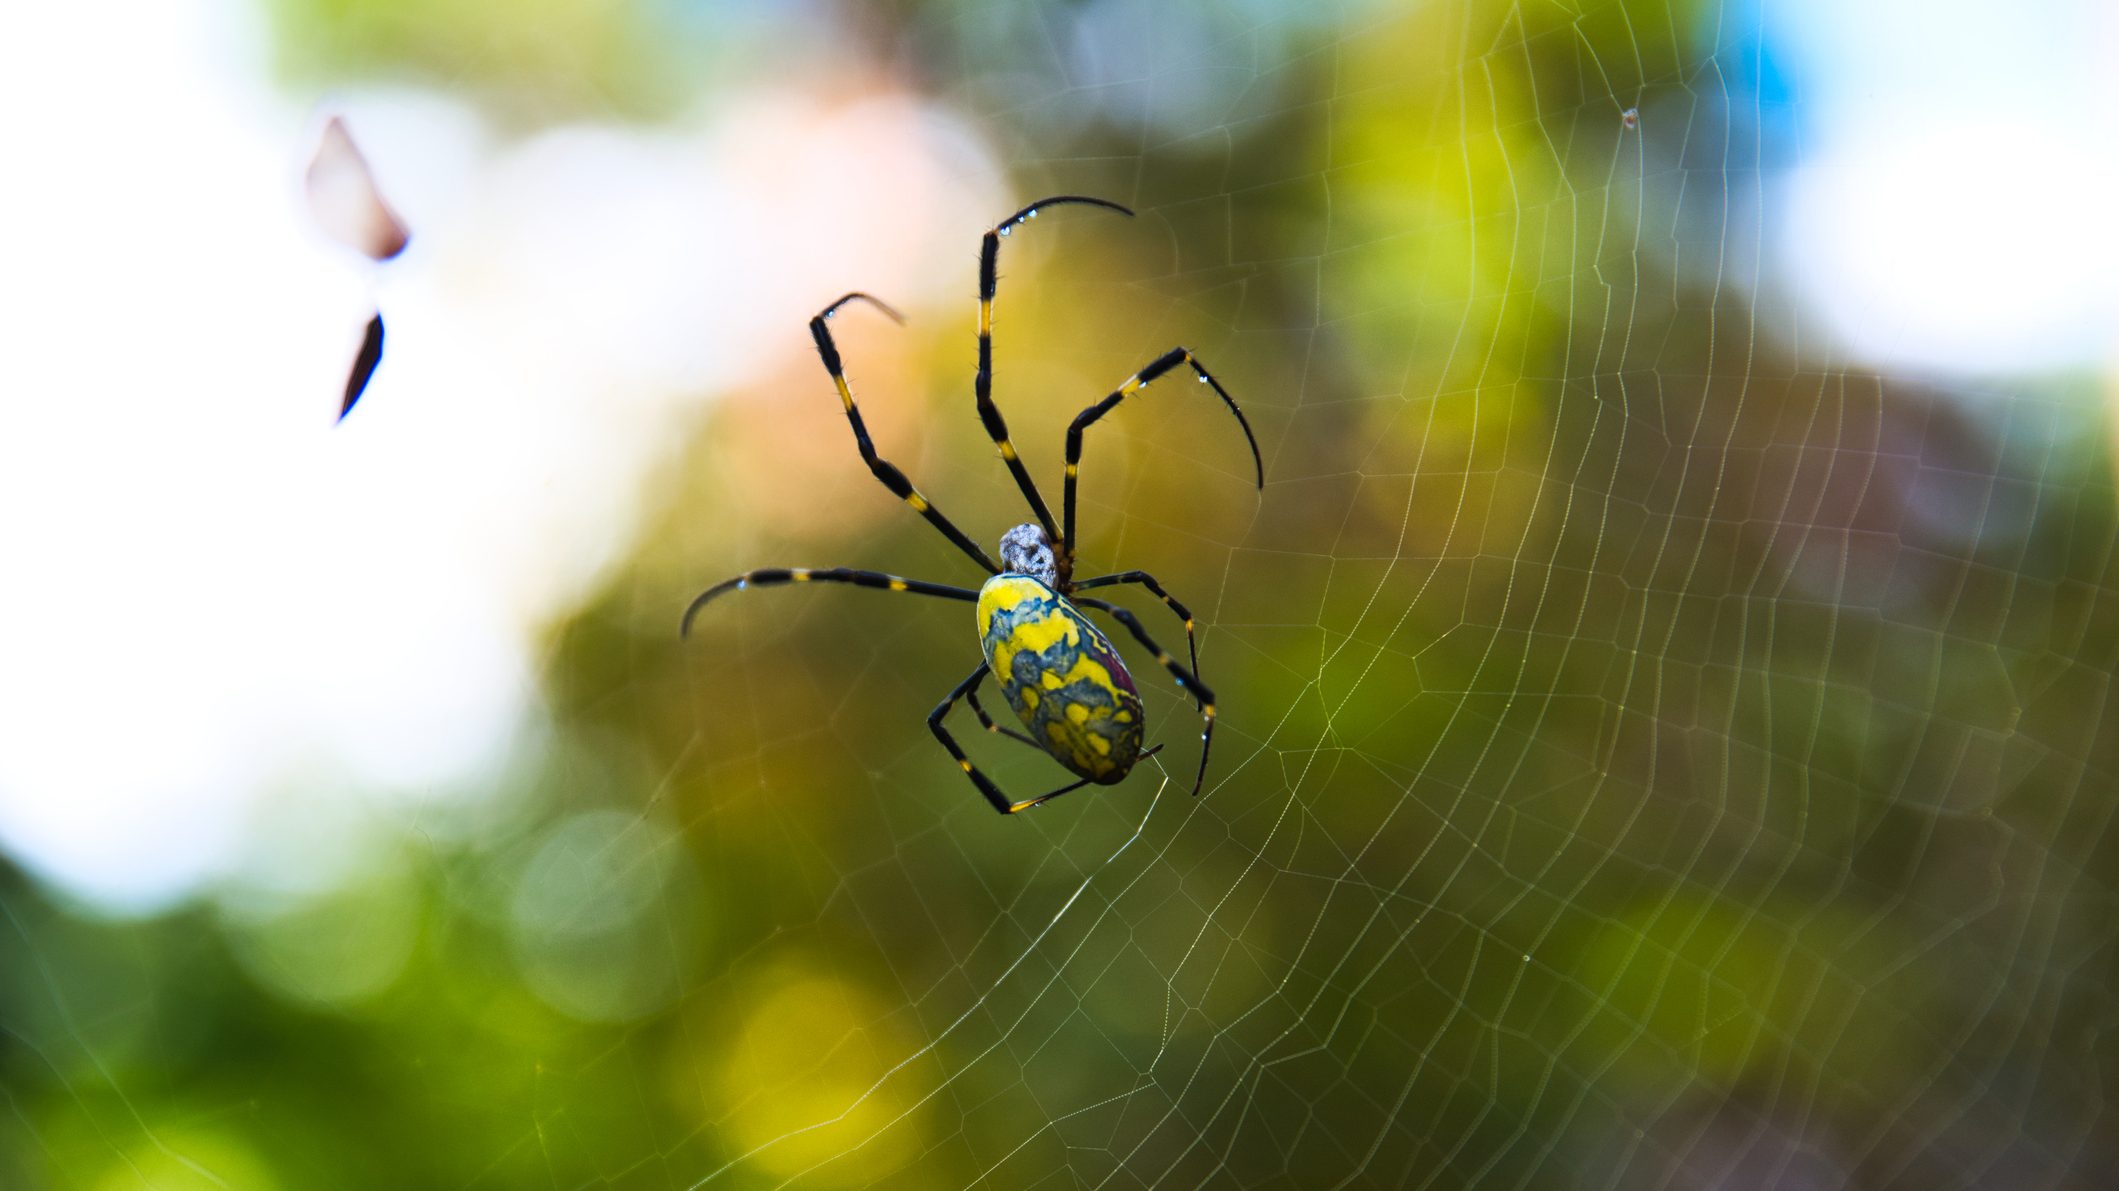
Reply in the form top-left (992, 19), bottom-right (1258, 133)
top-left (997, 523), bottom-right (1058, 587)
top-left (683, 196), bottom-right (1263, 813)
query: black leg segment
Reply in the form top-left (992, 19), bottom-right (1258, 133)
top-left (931, 664), bottom-right (1092, 813)
top-left (1062, 348), bottom-right (1263, 562)
top-left (811, 293), bottom-right (1000, 575)
top-left (1072, 595), bottom-right (1218, 798)
top-left (681, 567), bottom-right (977, 638)
top-left (965, 684), bottom-right (1040, 748)
top-left (929, 662), bottom-right (1164, 813)
top-left (1070, 569), bottom-right (1200, 677)
top-left (975, 196), bottom-right (1135, 546)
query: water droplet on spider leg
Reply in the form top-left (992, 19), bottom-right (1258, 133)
top-left (999, 226), bottom-right (1012, 237)
top-left (1198, 374), bottom-right (1209, 383)
top-left (1028, 209), bottom-right (1038, 218)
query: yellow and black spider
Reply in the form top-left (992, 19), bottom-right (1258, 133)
top-left (683, 196), bottom-right (1263, 814)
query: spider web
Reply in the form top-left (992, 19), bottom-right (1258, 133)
top-left (607, 3), bottom-right (2116, 1186)
top-left (5, 1), bottom-right (2117, 1188)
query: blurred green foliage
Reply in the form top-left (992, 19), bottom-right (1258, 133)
top-left (8, 0), bottom-right (2119, 1187)
top-left (262, 0), bottom-right (768, 121)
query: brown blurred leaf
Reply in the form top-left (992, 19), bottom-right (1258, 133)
top-left (305, 116), bottom-right (409, 262)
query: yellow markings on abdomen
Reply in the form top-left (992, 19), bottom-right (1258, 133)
top-left (977, 575), bottom-right (1145, 783)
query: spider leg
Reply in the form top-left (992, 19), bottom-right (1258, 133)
top-left (811, 293), bottom-right (1000, 575)
top-left (965, 670), bottom-right (1170, 774)
top-left (1061, 348), bottom-right (1263, 564)
top-left (1070, 570), bottom-right (1200, 678)
top-left (930, 663), bottom-right (1092, 813)
top-left (976, 196), bottom-right (1135, 547)
top-left (930, 662), bottom-right (1166, 814)
top-left (964, 684), bottom-right (1040, 748)
top-left (680, 567), bottom-right (977, 638)
top-left (1071, 595), bottom-right (1218, 799)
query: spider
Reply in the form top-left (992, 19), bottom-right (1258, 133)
top-left (683, 196), bottom-right (1263, 814)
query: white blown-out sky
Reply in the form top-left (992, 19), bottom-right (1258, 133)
top-left (0, 0), bottom-right (1003, 911)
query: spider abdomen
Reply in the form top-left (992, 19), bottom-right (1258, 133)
top-left (977, 575), bottom-right (1145, 784)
